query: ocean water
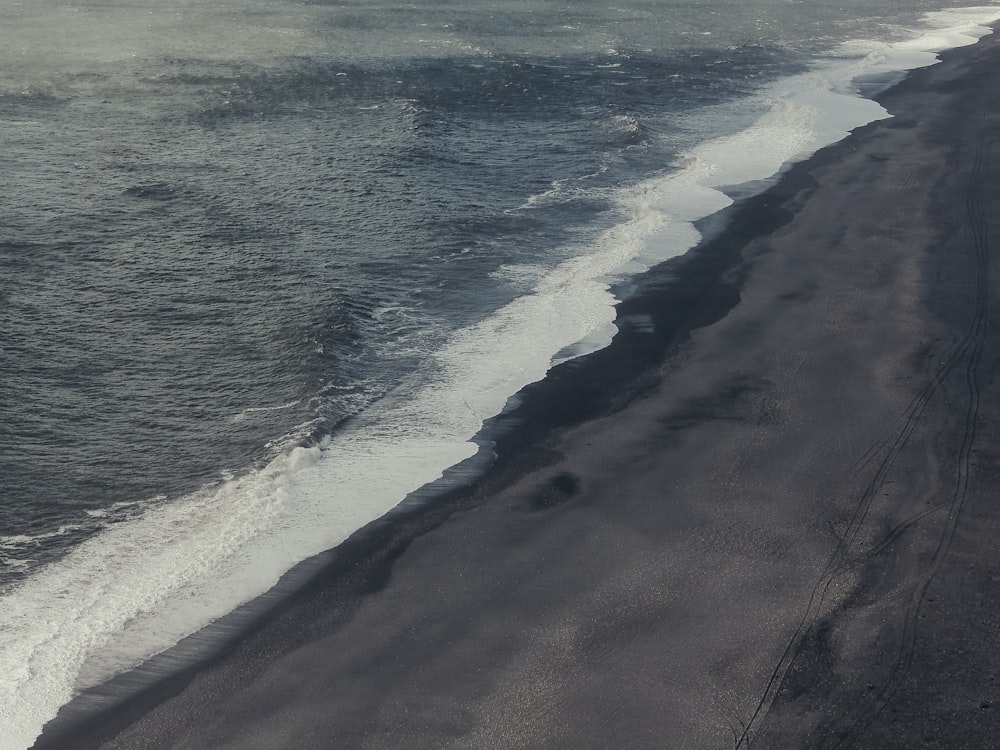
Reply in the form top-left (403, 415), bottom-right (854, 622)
top-left (1, 1), bottom-right (999, 746)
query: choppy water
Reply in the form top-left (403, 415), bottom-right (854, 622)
top-left (2, 1), bottom-right (999, 747)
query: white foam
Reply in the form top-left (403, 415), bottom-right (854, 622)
top-left (0, 525), bottom-right (86, 550)
top-left (230, 400), bottom-right (301, 423)
top-left (616, 5), bottom-right (1000, 277)
top-left (4, 7), bottom-right (1000, 750)
top-left (831, 6), bottom-right (1000, 80)
top-left (902, 6), bottom-right (1000, 51)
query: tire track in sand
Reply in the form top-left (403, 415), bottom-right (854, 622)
top-left (734, 128), bottom-right (996, 749)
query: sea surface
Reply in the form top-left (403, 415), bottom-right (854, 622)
top-left (2, 1), bottom-right (999, 746)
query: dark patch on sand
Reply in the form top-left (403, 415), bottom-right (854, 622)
top-left (658, 374), bottom-right (780, 431)
top-left (525, 472), bottom-right (582, 511)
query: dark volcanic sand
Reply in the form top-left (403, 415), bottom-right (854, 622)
top-left (34, 30), bottom-right (1000, 750)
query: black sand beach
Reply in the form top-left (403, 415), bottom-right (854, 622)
top-left (34, 30), bottom-right (1000, 750)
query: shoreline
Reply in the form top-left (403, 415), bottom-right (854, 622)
top-left (33, 29), bottom-right (1000, 749)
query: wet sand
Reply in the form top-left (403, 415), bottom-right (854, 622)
top-left (34, 30), bottom-right (1000, 750)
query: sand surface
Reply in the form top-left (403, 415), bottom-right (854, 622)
top-left (34, 30), bottom-right (1000, 750)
